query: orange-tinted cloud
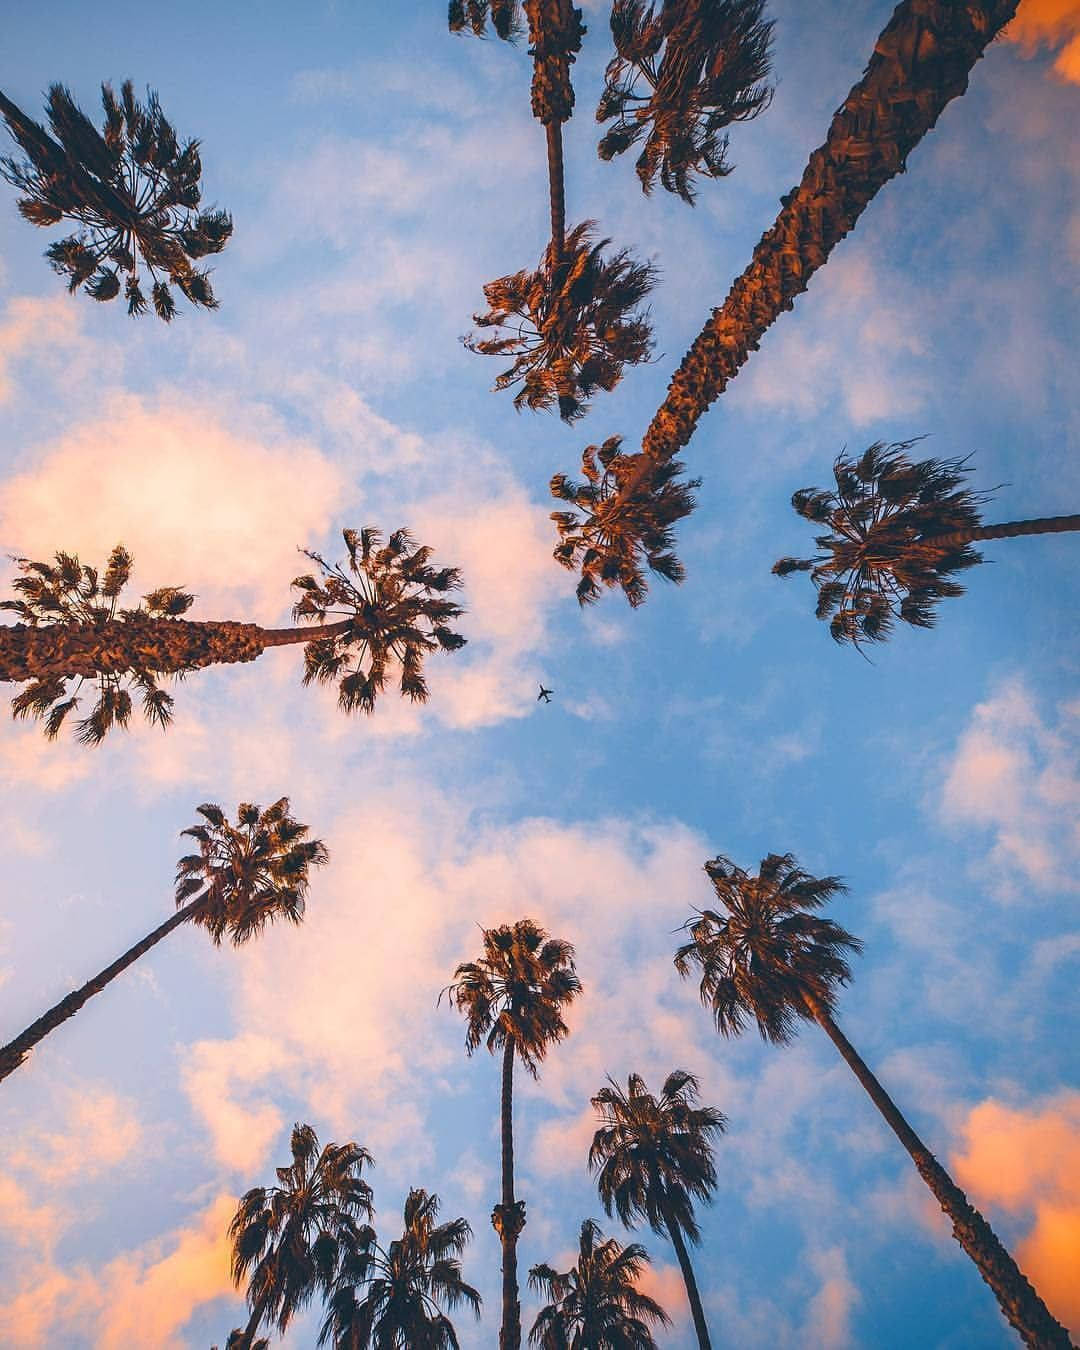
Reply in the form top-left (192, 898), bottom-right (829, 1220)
top-left (1004, 1), bottom-right (1080, 83)
top-left (951, 1093), bottom-right (1080, 1334)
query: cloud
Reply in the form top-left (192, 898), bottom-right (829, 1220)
top-left (1003, 0), bottom-right (1080, 83)
top-left (0, 297), bottom-right (92, 404)
top-left (804, 1246), bottom-right (859, 1349)
top-left (951, 1092), bottom-right (1080, 1334)
top-left (8, 1087), bottom-right (142, 1185)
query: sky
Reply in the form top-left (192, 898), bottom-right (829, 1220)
top-left (0, 1), bottom-right (1078, 1347)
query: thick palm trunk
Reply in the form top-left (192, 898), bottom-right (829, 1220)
top-left (927, 515), bottom-right (1080, 550)
top-left (659, 1194), bottom-right (712, 1350)
top-left (638, 0), bottom-right (1019, 469)
top-left (814, 1008), bottom-right (1074, 1349)
top-left (0, 617), bottom-right (351, 685)
top-left (497, 1036), bottom-right (523, 1350)
top-left (0, 899), bottom-right (202, 1085)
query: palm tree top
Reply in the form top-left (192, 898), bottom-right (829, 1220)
top-left (529, 1216), bottom-right (671, 1348)
top-left (0, 80), bottom-right (232, 317)
top-left (444, 917), bottom-right (582, 1075)
top-left (772, 440), bottom-right (991, 646)
top-left (551, 436), bottom-right (699, 605)
top-left (449, 0), bottom-right (524, 40)
top-left (589, 1069), bottom-right (725, 1244)
top-left (598, 0), bottom-right (775, 203)
top-left (674, 852), bottom-right (862, 1044)
top-left (174, 798), bottom-right (328, 946)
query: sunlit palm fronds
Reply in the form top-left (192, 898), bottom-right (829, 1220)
top-left (598, 0), bottom-right (774, 202)
top-left (0, 81), bottom-right (231, 317)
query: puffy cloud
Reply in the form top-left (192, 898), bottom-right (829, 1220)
top-left (805, 1245), bottom-right (859, 1349)
top-left (8, 1087), bottom-right (142, 1185)
top-left (1004, 0), bottom-right (1080, 83)
top-left (0, 296), bottom-right (92, 404)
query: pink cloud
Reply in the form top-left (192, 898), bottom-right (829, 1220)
top-left (1004, 0), bottom-right (1080, 83)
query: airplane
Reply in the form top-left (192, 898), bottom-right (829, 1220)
top-left (537, 684), bottom-right (553, 703)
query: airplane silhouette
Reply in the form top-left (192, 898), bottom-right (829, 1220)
top-left (537, 684), bottom-right (553, 703)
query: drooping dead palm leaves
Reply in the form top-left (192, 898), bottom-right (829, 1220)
top-left (0, 81), bottom-right (232, 318)
top-left (465, 222), bottom-right (656, 422)
top-left (598, 0), bottom-right (774, 202)
top-left (551, 435), bottom-right (699, 605)
top-left (449, 0), bottom-right (523, 40)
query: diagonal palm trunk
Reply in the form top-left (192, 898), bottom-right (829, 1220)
top-left (812, 1006), bottom-right (1075, 1349)
top-left (658, 1191), bottom-right (712, 1350)
top-left (497, 1037), bottom-right (524, 1350)
top-left (926, 515), bottom-right (1080, 550)
top-left (632, 0), bottom-right (1019, 473)
top-left (0, 897), bottom-right (204, 1085)
top-left (238, 1290), bottom-right (271, 1350)
top-left (0, 617), bottom-right (352, 686)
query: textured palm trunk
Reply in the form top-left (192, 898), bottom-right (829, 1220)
top-left (0, 617), bottom-right (351, 685)
top-left (499, 1036), bottom-right (522, 1350)
top-left (659, 1193), bottom-right (712, 1350)
top-left (636, 0), bottom-right (1019, 470)
top-left (546, 120), bottom-right (567, 257)
top-left (524, 0), bottom-right (579, 258)
top-left (0, 899), bottom-right (202, 1085)
top-left (814, 1007), bottom-right (1074, 1349)
top-left (926, 515), bottom-right (1080, 550)
top-left (238, 1290), bottom-right (271, 1350)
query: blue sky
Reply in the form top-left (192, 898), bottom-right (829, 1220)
top-left (1, 1), bottom-right (1078, 1346)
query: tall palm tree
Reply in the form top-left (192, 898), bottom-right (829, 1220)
top-left (597, 0), bottom-right (774, 203)
top-left (528, 1217), bottom-right (671, 1348)
top-left (229, 1123), bottom-right (374, 1350)
top-left (215, 1334), bottom-right (269, 1350)
top-left (0, 528), bottom-right (466, 741)
top-left (444, 919), bottom-right (582, 1350)
top-left (588, 1071), bottom-right (725, 1350)
top-left (674, 852), bottom-right (1075, 1350)
top-left (0, 799), bottom-right (326, 1085)
top-left (464, 224), bottom-right (656, 423)
top-left (320, 1187), bottom-right (482, 1348)
top-left (772, 440), bottom-right (1080, 646)
top-left (551, 435), bottom-right (699, 605)
top-left (549, 0), bottom-right (1020, 599)
top-left (0, 80), bottom-right (231, 317)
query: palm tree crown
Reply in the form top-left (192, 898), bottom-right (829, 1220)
top-left (674, 852), bottom-right (860, 1042)
top-left (229, 1123), bottom-right (374, 1345)
top-left (175, 798), bottom-right (328, 945)
top-left (529, 1217), bottom-right (670, 1348)
top-left (449, 0), bottom-right (522, 39)
top-left (320, 1188), bottom-right (482, 1349)
top-left (0, 81), bottom-right (231, 317)
top-left (597, 0), bottom-right (774, 202)
top-left (772, 441), bottom-right (989, 646)
top-left (551, 436), bottom-right (699, 605)
top-left (464, 222), bottom-right (656, 423)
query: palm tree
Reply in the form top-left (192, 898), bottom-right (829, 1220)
top-left (449, 0), bottom-right (522, 41)
top-left (0, 80), bottom-right (231, 317)
top-left (320, 1187), bottom-right (482, 1348)
top-left (549, 0), bottom-right (1019, 598)
top-left (444, 919), bottom-right (582, 1350)
top-left (772, 440), bottom-right (1080, 646)
top-left (589, 1071), bottom-right (725, 1350)
top-left (674, 852), bottom-right (1075, 1350)
top-left (229, 1122), bottom-right (374, 1350)
top-left (0, 799), bottom-right (326, 1085)
top-left (529, 1217), bottom-right (671, 1348)
top-left (551, 435), bottom-right (699, 605)
top-left (215, 1334), bottom-right (269, 1350)
top-left (0, 528), bottom-right (467, 741)
top-left (464, 222), bottom-right (656, 423)
top-left (597, 0), bottom-right (774, 203)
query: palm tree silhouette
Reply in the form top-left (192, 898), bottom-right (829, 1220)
top-left (0, 529), bottom-right (467, 741)
top-left (229, 1122), bottom-right (374, 1349)
top-left (320, 1187), bottom-right (482, 1347)
top-left (0, 81), bottom-right (231, 317)
top-left (445, 918), bottom-right (582, 1350)
top-left (772, 440), bottom-right (1080, 646)
top-left (528, 1216), bottom-right (671, 1348)
top-left (674, 851), bottom-right (1075, 1350)
top-left (589, 1070), bottom-right (724, 1350)
top-left (597, 0), bottom-right (774, 203)
top-left (0, 798), bottom-right (326, 1084)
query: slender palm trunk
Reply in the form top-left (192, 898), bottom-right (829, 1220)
top-left (0, 899), bottom-right (202, 1085)
top-left (636, 0), bottom-right (1019, 471)
top-left (659, 1194), bottom-right (712, 1350)
top-left (0, 617), bottom-right (351, 685)
top-left (927, 515), bottom-right (1080, 550)
top-left (238, 1290), bottom-right (271, 1350)
top-left (498, 1036), bottom-right (523, 1350)
top-left (546, 120), bottom-right (566, 258)
top-left (814, 1007), bottom-right (1074, 1349)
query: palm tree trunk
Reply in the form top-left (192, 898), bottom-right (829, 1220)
top-left (637, 0), bottom-right (1019, 469)
top-left (546, 120), bottom-right (566, 258)
top-left (813, 1007), bottom-right (1075, 1349)
top-left (238, 1289), bottom-right (271, 1350)
top-left (659, 1194), bottom-right (712, 1350)
top-left (0, 617), bottom-right (351, 685)
top-left (0, 899), bottom-right (203, 1085)
top-left (498, 1036), bottom-right (523, 1350)
top-left (927, 515), bottom-right (1080, 550)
